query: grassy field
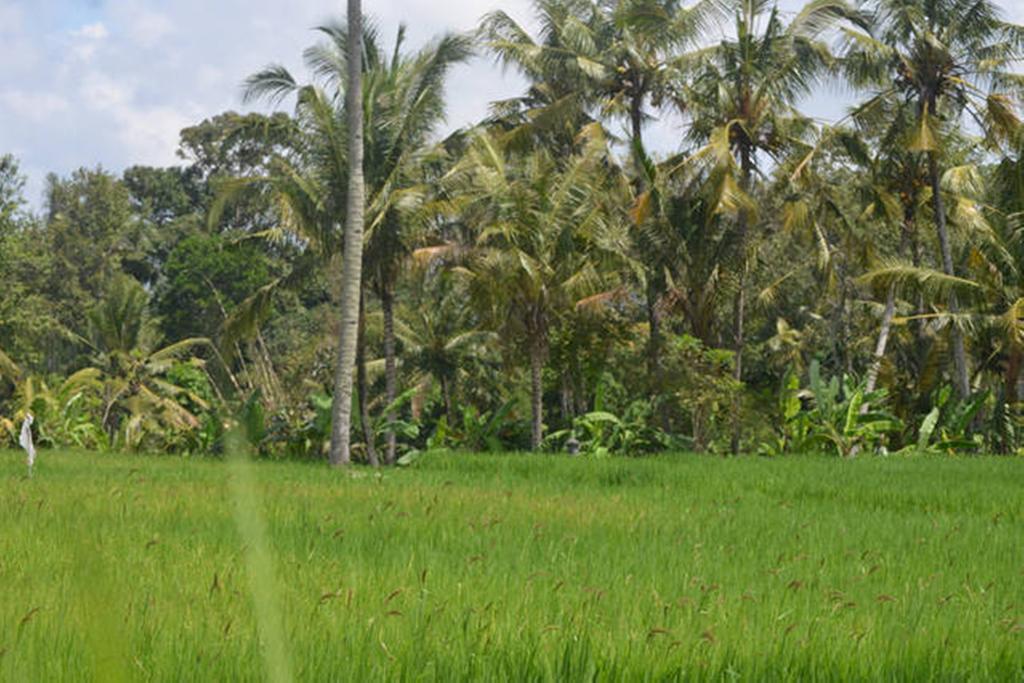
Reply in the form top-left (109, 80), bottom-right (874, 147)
top-left (0, 450), bottom-right (1022, 681)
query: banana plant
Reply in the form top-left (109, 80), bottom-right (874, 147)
top-left (899, 386), bottom-right (986, 455)
top-left (1, 369), bottom-right (107, 450)
top-left (544, 401), bottom-right (678, 457)
top-left (778, 360), bottom-right (902, 457)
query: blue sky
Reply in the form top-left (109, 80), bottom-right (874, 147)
top-left (1, 0), bottom-right (1022, 207)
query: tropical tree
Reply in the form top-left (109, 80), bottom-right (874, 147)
top-left (328, 0), bottom-right (366, 466)
top-left (446, 127), bottom-right (629, 449)
top-left (684, 0), bottom-right (861, 452)
top-left (842, 0), bottom-right (1024, 398)
top-left (395, 267), bottom-right (497, 425)
top-left (238, 16), bottom-right (470, 465)
top-left (355, 29), bottom-right (471, 463)
top-left (85, 276), bottom-right (211, 450)
top-left (480, 0), bottom-right (719, 386)
top-left (0, 154), bottom-right (26, 227)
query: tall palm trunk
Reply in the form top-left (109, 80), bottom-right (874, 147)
top-left (1005, 347), bottom-right (1021, 408)
top-left (848, 283), bottom-right (898, 456)
top-left (646, 279), bottom-right (663, 392)
top-left (439, 375), bottom-right (455, 427)
top-left (927, 153), bottom-right (970, 399)
top-left (328, 0), bottom-right (366, 466)
top-left (865, 205), bottom-right (917, 401)
top-left (560, 374), bottom-right (574, 423)
top-left (529, 335), bottom-right (545, 451)
top-left (998, 346), bottom-right (1023, 454)
top-left (730, 144), bottom-right (754, 456)
top-left (901, 193), bottom-right (928, 356)
top-left (630, 96), bottom-right (663, 394)
top-left (381, 283), bottom-right (398, 465)
top-left (356, 293), bottom-right (379, 467)
top-left (864, 285), bottom-right (897, 396)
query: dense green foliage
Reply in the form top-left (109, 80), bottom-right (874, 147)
top-left (1, 450), bottom-right (1022, 679)
top-left (2, 0), bottom-right (1024, 459)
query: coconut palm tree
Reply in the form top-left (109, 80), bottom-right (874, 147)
top-left (356, 29), bottom-right (472, 464)
top-left (841, 0), bottom-right (1024, 398)
top-left (239, 15), bottom-right (471, 464)
top-left (684, 0), bottom-right (861, 452)
top-left (331, 0), bottom-right (366, 467)
top-left (859, 162), bottom-right (1010, 381)
top-left (987, 136), bottom-right (1024, 440)
top-left (445, 127), bottom-right (629, 449)
top-left (480, 0), bottom-right (720, 385)
top-left (394, 268), bottom-right (497, 425)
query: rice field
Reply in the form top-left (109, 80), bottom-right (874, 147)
top-left (0, 449), bottom-right (1022, 681)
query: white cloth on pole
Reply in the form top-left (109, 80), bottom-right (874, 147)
top-left (19, 414), bottom-right (36, 470)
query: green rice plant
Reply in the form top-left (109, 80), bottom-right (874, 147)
top-left (1, 450), bottom-right (1021, 680)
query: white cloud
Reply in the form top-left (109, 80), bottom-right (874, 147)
top-left (71, 22), bottom-right (109, 41)
top-left (0, 2), bottom-right (37, 73)
top-left (0, 90), bottom-right (70, 119)
top-left (108, 3), bottom-right (174, 48)
top-left (79, 72), bottom-right (195, 166)
top-left (69, 21), bottom-right (109, 61)
top-left (1, 0), bottom-right (1020, 213)
top-left (80, 71), bottom-right (132, 109)
top-left (0, 2), bottom-right (24, 31)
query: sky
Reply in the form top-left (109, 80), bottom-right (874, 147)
top-left (1, 0), bottom-right (1022, 208)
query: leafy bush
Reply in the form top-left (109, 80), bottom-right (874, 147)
top-left (1, 371), bottom-right (108, 451)
top-left (666, 335), bottom-right (741, 452)
top-left (762, 361), bottom-right (901, 458)
top-left (900, 386), bottom-right (986, 455)
top-left (544, 400), bottom-right (682, 456)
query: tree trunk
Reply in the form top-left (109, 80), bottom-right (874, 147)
top-left (1005, 346), bottom-right (1021, 408)
top-left (381, 284), bottom-right (398, 465)
top-left (838, 273), bottom-right (853, 376)
top-left (730, 144), bottom-right (754, 456)
top-left (849, 285), bottom-right (897, 457)
top-left (560, 373), bottom-right (574, 423)
top-left (646, 279), bottom-right (663, 393)
top-left (529, 337), bottom-right (545, 451)
top-left (693, 404), bottom-right (708, 453)
top-left (630, 95), bottom-right (665, 397)
top-left (864, 285), bottom-right (897, 397)
top-left (356, 295), bottom-right (379, 468)
top-left (630, 96), bottom-right (645, 180)
top-left (729, 272), bottom-right (747, 456)
top-left (898, 196), bottom-right (926, 362)
top-left (439, 375), bottom-right (454, 427)
top-left (928, 153), bottom-right (970, 399)
top-left (328, 0), bottom-right (365, 467)
top-left (1001, 346), bottom-right (1022, 453)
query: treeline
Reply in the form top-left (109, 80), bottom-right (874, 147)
top-left (2, 0), bottom-right (1024, 460)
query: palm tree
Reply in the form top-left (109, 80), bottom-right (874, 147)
top-left (329, 0), bottom-right (367, 466)
top-left (480, 0), bottom-right (719, 386)
top-left (394, 268), bottom-right (497, 425)
top-left (842, 0), bottom-right (1024, 398)
top-left (239, 15), bottom-right (470, 464)
top-left (684, 0), bottom-right (861, 453)
top-left (846, 100), bottom-right (934, 394)
top-left (86, 276), bottom-right (211, 449)
top-left (860, 161), bottom-right (1011, 379)
top-left (356, 29), bottom-right (471, 463)
top-left (993, 133), bottom-right (1024, 409)
top-left (446, 127), bottom-right (628, 449)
